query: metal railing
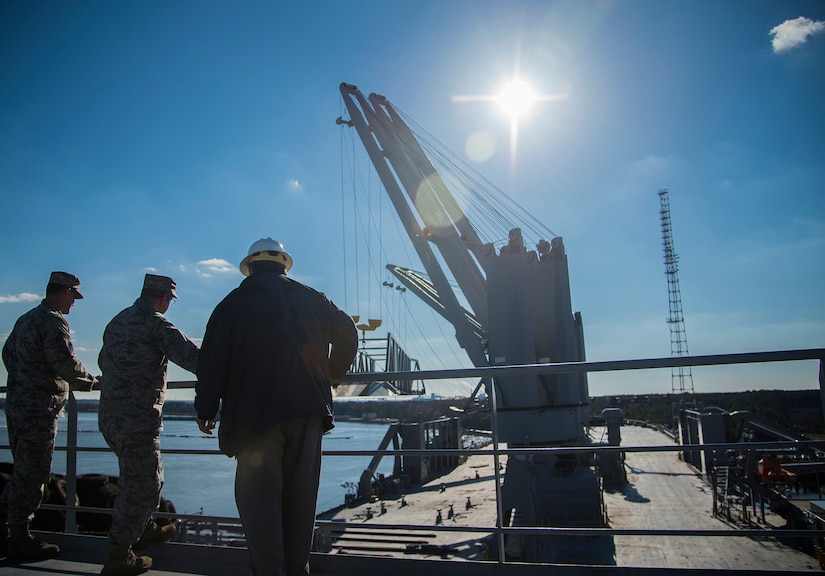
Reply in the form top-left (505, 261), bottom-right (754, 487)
top-left (2, 347), bottom-right (824, 569)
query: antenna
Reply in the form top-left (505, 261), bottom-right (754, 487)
top-left (658, 188), bottom-right (694, 395)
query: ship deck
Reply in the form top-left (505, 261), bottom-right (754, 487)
top-left (2, 424), bottom-right (821, 575)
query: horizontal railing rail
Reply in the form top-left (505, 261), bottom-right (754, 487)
top-left (1, 347), bottom-right (823, 568)
top-left (158, 348), bottom-right (824, 389)
top-left (39, 440), bottom-right (825, 458)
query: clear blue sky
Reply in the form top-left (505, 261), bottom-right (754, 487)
top-left (1, 1), bottom-right (823, 399)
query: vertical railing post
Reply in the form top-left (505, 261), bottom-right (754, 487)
top-left (489, 377), bottom-right (506, 564)
top-left (65, 391), bottom-right (78, 533)
top-left (820, 358), bottom-right (825, 433)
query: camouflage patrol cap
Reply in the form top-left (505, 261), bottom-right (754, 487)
top-left (143, 274), bottom-right (178, 298)
top-left (49, 271), bottom-right (84, 299)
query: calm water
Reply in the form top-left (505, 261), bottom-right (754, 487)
top-left (0, 410), bottom-right (393, 517)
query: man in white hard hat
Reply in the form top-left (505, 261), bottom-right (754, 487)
top-left (195, 238), bottom-right (357, 576)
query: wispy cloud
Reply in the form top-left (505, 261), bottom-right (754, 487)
top-left (0, 292), bottom-right (41, 304)
top-left (610, 154), bottom-right (676, 203)
top-left (770, 17), bottom-right (825, 53)
top-left (285, 179), bottom-right (305, 195)
top-left (196, 258), bottom-right (236, 277)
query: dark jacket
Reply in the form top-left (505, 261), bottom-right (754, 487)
top-left (194, 270), bottom-right (358, 457)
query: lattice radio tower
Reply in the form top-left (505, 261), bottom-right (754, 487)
top-left (658, 188), bottom-right (694, 395)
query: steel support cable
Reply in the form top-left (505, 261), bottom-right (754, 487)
top-left (385, 266), bottom-right (473, 377)
top-left (339, 110), bottom-right (349, 310)
top-left (400, 107), bottom-right (558, 245)
top-left (341, 125), bottom-right (364, 312)
top-left (378, 98), bottom-right (551, 255)
top-left (415, 128), bottom-right (543, 237)
top-left (375, 263), bottom-right (459, 375)
top-left (348, 134), bottom-right (404, 320)
top-left (423, 305), bottom-right (467, 370)
top-left (414, 155), bottom-right (555, 252)
top-left (432, 151), bottom-right (552, 249)
top-left (359, 170), bottom-right (429, 339)
top-left (338, 122), bottom-right (363, 311)
top-left (379, 178), bottom-right (384, 321)
top-left (340, 107), bottom-right (421, 288)
top-left (367, 166), bottom-right (372, 318)
top-left (361, 184), bottom-right (392, 315)
top-left (369, 198), bottom-right (425, 342)
top-left (342, 107), bottom-right (403, 323)
top-left (431, 160), bottom-right (510, 244)
top-left (375, 240), bottom-right (439, 362)
top-left (412, 130), bottom-right (509, 243)
top-left (351, 142), bottom-right (365, 311)
top-left (398, 292), bottom-right (457, 372)
top-left (420, 138), bottom-right (543, 249)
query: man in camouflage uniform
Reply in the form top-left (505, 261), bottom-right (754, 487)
top-left (1, 271), bottom-right (98, 559)
top-left (97, 274), bottom-right (199, 576)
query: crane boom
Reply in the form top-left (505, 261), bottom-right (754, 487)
top-left (338, 83), bottom-right (604, 558)
top-left (339, 83), bottom-right (488, 367)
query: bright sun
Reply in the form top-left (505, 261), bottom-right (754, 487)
top-left (497, 80), bottom-right (537, 118)
top-left (452, 77), bottom-right (568, 169)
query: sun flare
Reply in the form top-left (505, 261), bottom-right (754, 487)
top-left (452, 78), bottom-right (568, 169)
top-left (497, 80), bottom-right (537, 119)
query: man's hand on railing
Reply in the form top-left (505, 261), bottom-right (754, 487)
top-left (196, 417), bottom-right (216, 435)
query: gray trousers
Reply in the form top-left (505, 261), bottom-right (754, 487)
top-left (235, 416), bottom-right (323, 576)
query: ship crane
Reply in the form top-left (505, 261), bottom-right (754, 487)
top-left (338, 82), bottom-right (603, 561)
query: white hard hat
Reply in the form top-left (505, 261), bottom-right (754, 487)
top-left (239, 238), bottom-right (293, 276)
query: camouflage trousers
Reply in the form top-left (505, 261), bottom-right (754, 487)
top-left (98, 412), bottom-right (163, 545)
top-left (0, 405), bottom-right (58, 525)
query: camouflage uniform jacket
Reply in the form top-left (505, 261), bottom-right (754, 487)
top-left (2, 299), bottom-right (96, 416)
top-left (98, 297), bottom-right (199, 427)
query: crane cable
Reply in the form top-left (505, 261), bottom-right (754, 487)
top-left (340, 107), bottom-right (467, 374)
top-left (396, 105), bottom-right (558, 249)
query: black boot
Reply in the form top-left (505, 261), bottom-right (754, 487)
top-left (7, 522), bottom-right (60, 560)
top-left (100, 542), bottom-right (152, 576)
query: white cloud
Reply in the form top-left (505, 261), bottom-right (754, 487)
top-left (0, 292), bottom-right (41, 304)
top-left (770, 17), bottom-right (825, 53)
top-left (608, 154), bottom-right (675, 203)
top-left (196, 258), bottom-right (236, 277)
top-left (286, 179), bottom-right (305, 195)
top-left (625, 154), bottom-right (672, 181)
